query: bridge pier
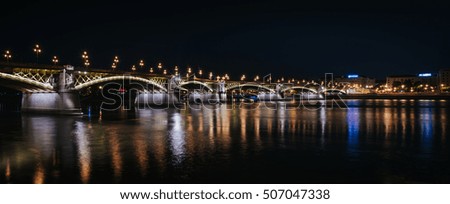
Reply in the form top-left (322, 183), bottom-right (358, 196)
top-left (21, 91), bottom-right (82, 115)
top-left (20, 68), bottom-right (82, 115)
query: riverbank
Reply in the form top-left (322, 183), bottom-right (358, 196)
top-left (340, 93), bottom-right (450, 100)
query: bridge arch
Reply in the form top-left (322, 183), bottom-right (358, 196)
top-left (177, 81), bottom-right (214, 92)
top-left (281, 86), bottom-right (318, 94)
top-left (225, 83), bottom-right (275, 93)
top-left (0, 72), bottom-right (53, 92)
top-left (74, 75), bottom-right (167, 92)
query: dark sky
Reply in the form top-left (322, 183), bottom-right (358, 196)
top-left (1, 0), bottom-right (450, 79)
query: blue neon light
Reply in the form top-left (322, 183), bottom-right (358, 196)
top-left (418, 73), bottom-right (432, 77)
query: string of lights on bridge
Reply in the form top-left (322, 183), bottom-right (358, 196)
top-left (3, 44), bottom-right (324, 86)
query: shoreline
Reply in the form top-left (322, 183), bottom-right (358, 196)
top-left (339, 94), bottom-right (450, 100)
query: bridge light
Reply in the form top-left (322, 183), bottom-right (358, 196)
top-left (241, 75), bottom-right (246, 81)
top-left (139, 60), bottom-right (144, 68)
top-left (187, 67), bottom-right (192, 74)
top-left (150, 67), bottom-right (154, 73)
top-left (82, 51), bottom-right (90, 68)
top-left (4, 50), bottom-right (12, 62)
top-left (33, 44), bottom-right (42, 63)
top-left (52, 56), bottom-right (59, 65)
top-left (216, 76), bottom-right (220, 81)
top-left (157, 62), bottom-right (163, 69)
top-left (209, 72), bottom-right (213, 80)
top-left (112, 56), bottom-right (119, 70)
top-left (131, 65), bottom-right (136, 71)
top-left (198, 69), bottom-right (202, 76)
top-left (163, 69), bottom-right (167, 75)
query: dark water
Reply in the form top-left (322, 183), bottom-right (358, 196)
top-left (0, 99), bottom-right (449, 184)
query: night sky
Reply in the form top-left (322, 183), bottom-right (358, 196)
top-left (1, 0), bottom-right (450, 79)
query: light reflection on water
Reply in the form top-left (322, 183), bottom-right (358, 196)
top-left (0, 99), bottom-right (449, 183)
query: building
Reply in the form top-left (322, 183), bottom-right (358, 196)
top-left (386, 73), bottom-right (438, 92)
top-left (439, 69), bottom-right (450, 92)
top-left (333, 74), bottom-right (376, 94)
top-left (334, 74), bottom-right (376, 88)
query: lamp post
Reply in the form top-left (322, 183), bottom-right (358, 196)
top-left (52, 56), bottom-right (59, 65)
top-left (186, 67), bottom-right (192, 78)
top-left (112, 56), bottom-right (119, 70)
top-left (209, 72), bottom-right (213, 80)
top-left (157, 62), bottom-right (163, 73)
top-left (82, 51), bottom-right (89, 68)
top-left (33, 44), bottom-right (41, 63)
top-left (149, 67), bottom-right (154, 74)
top-left (241, 74), bottom-right (246, 81)
top-left (4, 50), bottom-right (12, 63)
top-left (174, 66), bottom-right (179, 75)
top-left (139, 60), bottom-right (144, 69)
top-left (84, 60), bottom-right (90, 68)
top-left (131, 65), bottom-right (136, 72)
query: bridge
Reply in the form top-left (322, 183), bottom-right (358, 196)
top-left (0, 62), bottom-right (334, 114)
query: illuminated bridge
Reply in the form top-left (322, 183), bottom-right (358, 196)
top-left (0, 62), bottom-right (333, 114)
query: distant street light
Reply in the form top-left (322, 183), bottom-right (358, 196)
top-left (131, 65), bottom-right (136, 72)
top-left (241, 75), bottom-right (246, 81)
top-left (163, 69), bottom-right (167, 75)
top-left (111, 62), bottom-right (117, 70)
top-left (33, 44), bottom-right (41, 63)
top-left (3, 50), bottom-right (12, 63)
top-left (52, 56), bottom-right (59, 65)
top-left (149, 67), bottom-right (154, 73)
top-left (198, 69), bottom-right (203, 77)
top-left (209, 72), bottom-right (213, 80)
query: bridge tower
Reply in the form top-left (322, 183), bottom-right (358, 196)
top-left (21, 67), bottom-right (82, 115)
